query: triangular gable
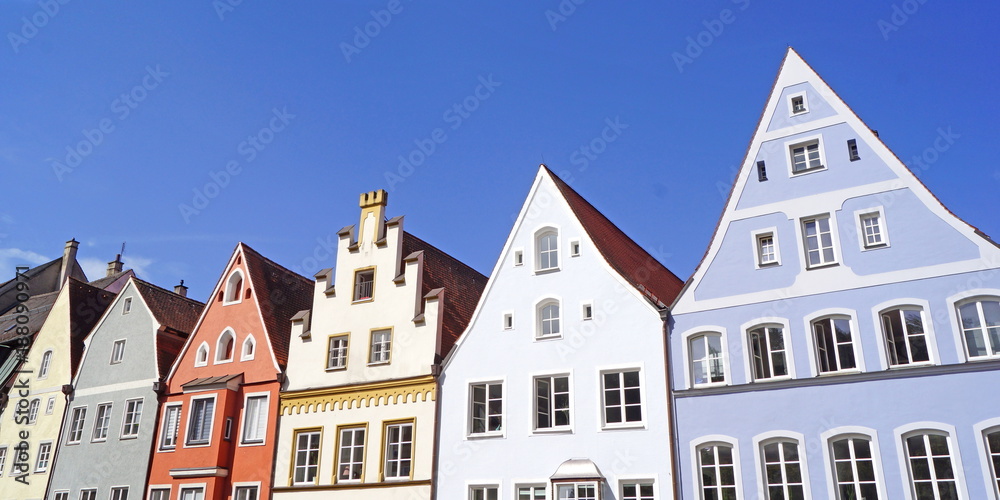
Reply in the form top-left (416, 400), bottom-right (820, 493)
top-left (673, 48), bottom-right (1000, 312)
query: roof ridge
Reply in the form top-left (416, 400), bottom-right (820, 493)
top-left (402, 231), bottom-right (485, 278)
top-left (131, 276), bottom-right (206, 308)
top-left (239, 242), bottom-right (311, 286)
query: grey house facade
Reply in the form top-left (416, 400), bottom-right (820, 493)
top-left (46, 277), bottom-right (203, 500)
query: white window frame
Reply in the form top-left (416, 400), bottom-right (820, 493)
top-left (739, 318), bottom-right (795, 382)
top-left (785, 134), bottom-right (827, 176)
top-left (893, 422), bottom-right (970, 500)
top-left (335, 425), bottom-right (367, 483)
top-left (215, 328), bottom-right (237, 364)
top-left (467, 378), bottom-right (505, 438)
top-left (239, 392), bottom-right (269, 446)
top-left (352, 268), bottom-right (375, 302)
top-left (788, 91), bottom-right (809, 116)
top-left (531, 371), bottom-right (573, 433)
top-left (53, 490), bottom-right (70, 500)
top-left (535, 297), bottom-right (562, 340)
top-left (80, 488), bottom-right (99, 500)
top-left (854, 206), bottom-right (890, 250)
top-left (241, 334), bottom-right (256, 361)
top-left (120, 398), bottom-right (143, 439)
top-left (798, 213), bottom-right (839, 268)
top-left (110, 339), bottom-right (126, 364)
top-left (513, 248), bottom-right (524, 267)
top-left (513, 482), bottom-right (548, 500)
top-left (159, 403), bottom-right (181, 450)
top-left (691, 435), bottom-right (743, 500)
top-left (683, 328), bottom-right (730, 388)
top-left (28, 397), bottom-right (40, 424)
top-left (751, 431), bottom-right (812, 500)
top-left (223, 269), bottom-right (245, 305)
top-left (68, 406), bottom-right (87, 444)
top-left (122, 297), bottom-right (132, 314)
top-left (554, 482), bottom-right (600, 500)
top-left (570, 238), bottom-right (581, 257)
top-left (973, 417), bottom-right (1000, 500)
top-left (502, 312), bottom-right (514, 330)
top-left (45, 396), bottom-right (55, 414)
top-left (147, 486), bottom-right (171, 500)
top-left (369, 328), bottom-right (392, 365)
top-left (871, 298), bottom-right (938, 369)
top-left (468, 484), bottom-right (500, 500)
top-left (292, 428), bottom-right (322, 485)
top-left (326, 334), bottom-right (349, 370)
top-left (950, 292), bottom-right (1000, 362)
top-left (581, 301), bottom-right (594, 321)
top-left (178, 485), bottom-right (206, 500)
top-left (383, 420), bottom-right (415, 480)
top-left (232, 481), bottom-right (261, 500)
top-left (34, 441), bottom-right (52, 472)
top-left (195, 341), bottom-right (210, 367)
top-left (804, 309), bottom-right (865, 376)
top-left (0, 445), bottom-right (7, 477)
top-left (751, 228), bottom-right (781, 268)
top-left (598, 364), bottom-right (646, 430)
top-left (38, 349), bottom-right (52, 379)
top-left (534, 227), bottom-right (560, 272)
top-left (185, 395), bottom-right (217, 447)
top-left (92, 401), bottom-right (113, 442)
top-left (110, 486), bottom-right (130, 500)
top-left (819, 426), bottom-right (888, 500)
top-left (617, 476), bottom-right (657, 500)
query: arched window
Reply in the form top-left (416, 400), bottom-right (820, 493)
top-left (689, 333), bottom-right (725, 386)
top-left (241, 335), bottom-right (256, 361)
top-left (535, 228), bottom-right (559, 271)
top-left (536, 300), bottom-right (561, 339)
top-left (812, 315), bottom-right (857, 373)
top-left (696, 441), bottom-right (739, 500)
top-left (983, 427), bottom-right (1000, 497)
top-left (216, 330), bottom-right (236, 362)
top-left (829, 435), bottom-right (880, 499)
top-left (195, 342), bottom-right (210, 367)
top-left (28, 398), bottom-right (40, 424)
top-left (223, 270), bottom-right (244, 304)
top-left (957, 297), bottom-right (1000, 360)
top-left (901, 431), bottom-right (961, 500)
top-left (38, 350), bottom-right (53, 379)
top-left (759, 439), bottom-right (804, 499)
top-left (747, 324), bottom-right (788, 381)
top-left (880, 306), bottom-right (930, 366)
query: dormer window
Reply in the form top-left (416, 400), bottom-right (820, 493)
top-left (195, 342), bottom-right (209, 367)
top-left (224, 270), bottom-right (244, 305)
top-left (789, 92), bottom-right (808, 115)
top-left (353, 268), bottom-right (375, 302)
top-left (216, 329), bottom-right (235, 363)
top-left (535, 229), bottom-right (559, 272)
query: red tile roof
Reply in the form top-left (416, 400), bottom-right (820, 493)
top-left (132, 277), bottom-right (205, 379)
top-left (240, 243), bottom-right (313, 368)
top-left (401, 232), bottom-right (487, 361)
top-left (546, 166), bottom-right (684, 309)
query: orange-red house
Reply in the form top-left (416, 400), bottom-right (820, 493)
top-left (147, 243), bottom-right (311, 500)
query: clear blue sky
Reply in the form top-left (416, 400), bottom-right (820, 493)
top-left (2, 1), bottom-right (997, 300)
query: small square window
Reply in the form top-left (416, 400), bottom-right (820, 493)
top-left (353, 269), bottom-right (374, 302)
top-left (514, 250), bottom-right (524, 266)
top-left (122, 297), bottom-right (132, 315)
top-left (582, 303), bottom-right (593, 320)
top-left (789, 93), bottom-right (808, 115)
top-left (848, 139), bottom-right (860, 161)
top-left (570, 240), bottom-right (581, 257)
top-left (111, 339), bottom-right (126, 364)
top-left (503, 313), bottom-right (513, 330)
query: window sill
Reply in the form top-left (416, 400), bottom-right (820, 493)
top-left (351, 298), bottom-right (374, 305)
top-left (532, 427), bottom-right (573, 435)
top-left (600, 422), bottom-right (646, 431)
top-left (756, 261), bottom-right (781, 269)
top-left (367, 360), bottom-right (391, 366)
top-left (120, 435), bottom-right (138, 441)
top-left (805, 262), bottom-right (839, 270)
top-left (691, 382), bottom-right (727, 389)
top-left (790, 165), bottom-right (826, 177)
top-left (861, 243), bottom-right (889, 251)
top-left (184, 442), bottom-right (212, 448)
top-left (325, 366), bottom-right (347, 372)
top-left (158, 447), bottom-right (177, 453)
top-left (222, 300), bottom-right (243, 306)
top-left (534, 335), bottom-right (562, 342)
top-left (467, 432), bottom-right (504, 440)
top-left (816, 369), bottom-right (861, 377)
top-left (752, 375), bottom-right (793, 383)
top-left (534, 267), bottom-right (560, 276)
top-left (239, 440), bottom-right (266, 447)
top-left (887, 361), bottom-right (934, 370)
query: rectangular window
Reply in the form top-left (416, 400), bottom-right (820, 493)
top-left (802, 215), bottom-right (836, 267)
top-left (699, 445), bottom-right (737, 500)
top-left (110, 487), bottom-right (129, 500)
top-left (224, 417), bottom-right (234, 441)
top-left (848, 139), bottom-right (860, 161)
top-left (292, 430), bottom-right (321, 485)
top-left (790, 94), bottom-right (807, 114)
top-left (537, 231), bottom-right (559, 271)
top-left (814, 317), bottom-right (857, 373)
top-left (514, 250), bottom-right (524, 266)
top-left (860, 212), bottom-right (886, 248)
top-left (882, 308), bottom-right (930, 366)
top-left (122, 297), bottom-right (132, 314)
top-left (148, 489), bottom-right (170, 500)
top-left (831, 437), bottom-right (880, 500)
top-left (353, 269), bottom-right (374, 301)
top-left (46, 396), bottom-right (55, 415)
top-left (187, 397), bottom-right (215, 445)
top-left (756, 232), bottom-right (778, 266)
top-left (904, 433), bottom-right (959, 500)
top-left (790, 140), bottom-right (822, 172)
top-left (68, 407), bottom-right (87, 444)
top-left (985, 430), bottom-right (1000, 496)
top-left (234, 486), bottom-right (258, 500)
top-left (111, 340), bottom-right (126, 364)
top-left (159, 404), bottom-right (181, 449)
top-left (35, 442), bottom-right (52, 472)
top-left (602, 370), bottom-right (642, 426)
top-left (748, 325), bottom-right (788, 380)
top-left (0, 446), bottom-right (7, 476)
top-left (384, 422), bottom-right (414, 479)
top-left (469, 382), bottom-right (503, 435)
top-left (762, 441), bottom-right (804, 499)
top-left (757, 160), bottom-right (768, 181)
top-left (327, 335), bottom-right (349, 370)
top-left (570, 240), bottom-right (581, 257)
top-left (470, 486), bottom-right (499, 500)
top-left (53, 491), bottom-right (70, 500)
top-left (337, 426), bottom-right (366, 482)
top-left (534, 375), bottom-right (570, 430)
top-left (503, 313), bottom-right (513, 330)
top-left (516, 485), bottom-right (545, 500)
top-left (121, 399), bottom-right (143, 438)
top-left (179, 487), bottom-right (204, 500)
top-left (242, 395), bottom-right (268, 444)
top-left (622, 481), bottom-right (655, 500)
top-left (80, 489), bottom-right (98, 500)
top-left (39, 350), bottom-right (52, 379)
top-left (690, 334), bottom-right (725, 386)
top-left (556, 483), bottom-right (598, 500)
top-left (582, 303), bottom-right (593, 320)
top-left (369, 329), bottom-right (391, 364)
top-left (958, 299), bottom-right (1000, 359)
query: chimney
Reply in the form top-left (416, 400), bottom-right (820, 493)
top-left (106, 254), bottom-right (123, 277)
top-left (358, 189), bottom-right (388, 244)
top-left (174, 280), bottom-right (188, 297)
top-left (59, 238), bottom-right (80, 286)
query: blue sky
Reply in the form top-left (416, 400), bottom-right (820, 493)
top-left (1, 1), bottom-right (997, 300)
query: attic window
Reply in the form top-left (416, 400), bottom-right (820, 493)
top-left (216, 330), bottom-right (236, 363)
top-left (224, 270), bottom-right (244, 305)
top-left (757, 161), bottom-right (767, 182)
top-left (848, 139), bottom-right (860, 161)
top-left (353, 269), bottom-right (375, 302)
top-left (122, 297), bottom-right (132, 315)
top-left (195, 343), bottom-right (209, 367)
top-left (242, 335), bottom-right (256, 361)
top-left (503, 313), bottom-right (513, 330)
top-left (789, 93), bottom-right (808, 115)
top-left (514, 250), bottom-right (524, 267)
top-left (582, 302), bottom-right (593, 321)
top-left (570, 240), bottom-right (581, 257)
top-left (244, 288), bottom-right (252, 300)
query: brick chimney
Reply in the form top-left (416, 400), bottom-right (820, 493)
top-left (174, 280), bottom-right (188, 297)
top-left (107, 254), bottom-right (123, 277)
top-left (59, 238), bottom-right (79, 286)
top-left (358, 189), bottom-right (388, 244)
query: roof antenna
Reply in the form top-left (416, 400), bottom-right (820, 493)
top-left (120, 241), bottom-right (126, 259)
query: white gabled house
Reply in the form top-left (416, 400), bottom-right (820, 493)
top-left (437, 165), bottom-right (684, 500)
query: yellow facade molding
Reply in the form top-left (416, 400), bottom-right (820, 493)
top-left (280, 375), bottom-right (436, 415)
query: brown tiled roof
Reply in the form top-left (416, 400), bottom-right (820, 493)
top-left (546, 166), bottom-right (684, 309)
top-left (401, 232), bottom-right (486, 360)
top-left (87, 269), bottom-right (135, 292)
top-left (66, 278), bottom-right (116, 377)
top-left (132, 277), bottom-right (205, 378)
top-left (0, 290), bottom-right (59, 345)
top-left (240, 243), bottom-right (313, 368)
